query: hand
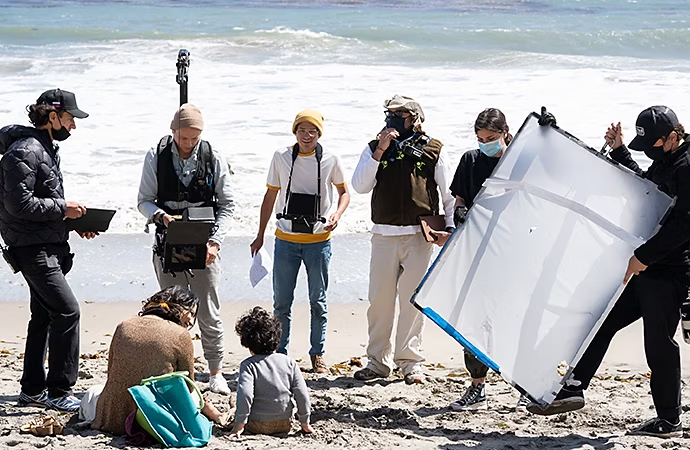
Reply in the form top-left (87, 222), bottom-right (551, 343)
top-left (77, 231), bottom-right (99, 240)
top-left (301, 423), bottom-right (314, 434)
top-left (65, 201), bottom-right (86, 219)
top-left (429, 230), bottom-right (451, 247)
top-left (624, 255), bottom-right (647, 284)
top-left (373, 128), bottom-right (400, 161)
top-left (250, 236), bottom-right (264, 257)
top-left (604, 122), bottom-right (623, 150)
top-left (162, 214), bottom-right (175, 227)
top-left (229, 423), bottom-right (245, 438)
top-left (453, 205), bottom-right (468, 226)
top-left (324, 213), bottom-right (340, 232)
top-left (538, 106), bottom-right (557, 127)
top-left (206, 241), bottom-right (219, 267)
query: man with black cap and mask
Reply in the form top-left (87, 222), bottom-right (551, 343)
top-left (0, 89), bottom-right (94, 412)
top-left (529, 106), bottom-right (690, 439)
top-left (351, 95), bottom-right (455, 385)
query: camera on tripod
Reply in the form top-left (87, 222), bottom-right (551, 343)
top-left (396, 134), bottom-right (430, 161)
top-left (156, 207), bottom-right (215, 274)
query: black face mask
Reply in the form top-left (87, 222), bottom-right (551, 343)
top-left (51, 116), bottom-right (71, 142)
top-left (385, 115), bottom-right (409, 136)
top-left (644, 145), bottom-right (666, 161)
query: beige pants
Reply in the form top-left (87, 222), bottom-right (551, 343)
top-left (365, 233), bottom-right (433, 376)
top-left (246, 418), bottom-right (292, 435)
top-left (153, 254), bottom-right (224, 372)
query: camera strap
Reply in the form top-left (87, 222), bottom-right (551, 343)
top-left (281, 143), bottom-right (323, 220)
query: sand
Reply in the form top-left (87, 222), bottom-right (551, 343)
top-left (1, 299), bottom-right (690, 450)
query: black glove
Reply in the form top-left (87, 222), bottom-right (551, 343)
top-left (453, 206), bottom-right (468, 226)
top-left (538, 106), bottom-right (557, 127)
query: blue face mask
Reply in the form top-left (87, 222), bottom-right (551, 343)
top-left (478, 138), bottom-right (504, 157)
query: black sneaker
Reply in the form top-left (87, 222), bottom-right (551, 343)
top-left (627, 417), bottom-right (682, 439)
top-left (450, 383), bottom-right (487, 411)
top-left (515, 394), bottom-right (531, 413)
top-left (17, 390), bottom-right (48, 407)
top-left (527, 388), bottom-right (584, 416)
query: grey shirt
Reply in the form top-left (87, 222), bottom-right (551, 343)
top-left (137, 138), bottom-right (234, 246)
top-left (234, 353), bottom-right (311, 424)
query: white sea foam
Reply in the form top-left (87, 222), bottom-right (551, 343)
top-left (0, 38), bottom-right (688, 237)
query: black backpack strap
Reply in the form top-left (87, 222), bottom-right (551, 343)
top-left (197, 140), bottom-right (216, 195)
top-left (157, 135), bottom-right (173, 154)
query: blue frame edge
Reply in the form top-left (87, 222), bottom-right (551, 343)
top-left (420, 307), bottom-right (500, 373)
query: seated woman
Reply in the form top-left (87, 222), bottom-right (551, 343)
top-left (90, 286), bottom-right (223, 435)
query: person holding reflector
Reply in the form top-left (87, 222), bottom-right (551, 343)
top-left (447, 108), bottom-right (531, 413)
top-left (529, 106), bottom-right (690, 439)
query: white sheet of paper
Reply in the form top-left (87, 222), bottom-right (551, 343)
top-left (250, 247), bottom-right (272, 288)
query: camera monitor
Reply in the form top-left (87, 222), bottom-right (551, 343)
top-left (163, 220), bottom-right (214, 271)
top-left (287, 192), bottom-right (318, 217)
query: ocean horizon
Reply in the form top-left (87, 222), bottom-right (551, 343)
top-left (1, 0), bottom-right (689, 238)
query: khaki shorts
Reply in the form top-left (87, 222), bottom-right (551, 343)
top-left (246, 418), bottom-right (292, 435)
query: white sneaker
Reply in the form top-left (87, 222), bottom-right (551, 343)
top-left (208, 374), bottom-right (231, 395)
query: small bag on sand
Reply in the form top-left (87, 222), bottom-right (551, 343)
top-left (128, 371), bottom-right (212, 448)
top-left (78, 384), bottom-right (104, 423)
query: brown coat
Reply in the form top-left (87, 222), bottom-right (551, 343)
top-left (90, 315), bottom-right (195, 435)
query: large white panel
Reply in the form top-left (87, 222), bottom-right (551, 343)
top-left (412, 114), bottom-right (673, 405)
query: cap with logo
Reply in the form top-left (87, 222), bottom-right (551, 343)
top-left (629, 105), bottom-right (678, 151)
top-left (36, 89), bottom-right (89, 119)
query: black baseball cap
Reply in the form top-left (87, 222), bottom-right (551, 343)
top-left (36, 88), bottom-right (89, 119)
top-left (629, 105), bottom-right (678, 151)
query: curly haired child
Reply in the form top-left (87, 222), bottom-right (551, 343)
top-left (230, 306), bottom-right (314, 437)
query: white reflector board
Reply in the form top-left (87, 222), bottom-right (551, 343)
top-left (412, 113), bottom-right (673, 405)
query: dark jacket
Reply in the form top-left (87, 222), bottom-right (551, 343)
top-left (610, 136), bottom-right (690, 278)
top-left (0, 125), bottom-right (68, 247)
top-left (369, 137), bottom-right (442, 226)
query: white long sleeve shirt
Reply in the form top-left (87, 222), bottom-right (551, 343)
top-left (351, 144), bottom-right (455, 236)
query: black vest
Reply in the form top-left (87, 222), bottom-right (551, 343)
top-left (155, 136), bottom-right (217, 216)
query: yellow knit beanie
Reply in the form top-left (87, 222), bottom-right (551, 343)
top-left (292, 109), bottom-right (324, 136)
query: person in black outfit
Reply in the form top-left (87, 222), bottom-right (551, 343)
top-left (0, 89), bottom-right (96, 412)
top-left (529, 106), bottom-right (690, 439)
top-left (447, 108), bottom-right (530, 412)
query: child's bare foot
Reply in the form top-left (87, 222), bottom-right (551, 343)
top-left (301, 423), bottom-right (314, 434)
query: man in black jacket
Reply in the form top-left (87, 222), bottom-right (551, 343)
top-left (529, 106), bottom-right (690, 439)
top-left (0, 89), bottom-right (93, 412)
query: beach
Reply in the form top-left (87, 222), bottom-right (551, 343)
top-left (3, 0), bottom-right (690, 448)
top-left (2, 299), bottom-right (690, 449)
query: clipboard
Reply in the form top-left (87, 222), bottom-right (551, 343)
top-left (66, 208), bottom-right (116, 232)
top-left (418, 215), bottom-right (446, 243)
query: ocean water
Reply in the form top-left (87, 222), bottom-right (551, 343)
top-left (1, 0), bottom-right (690, 237)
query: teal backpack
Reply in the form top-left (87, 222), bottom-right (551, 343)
top-left (128, 371), bottom-right (212, 448)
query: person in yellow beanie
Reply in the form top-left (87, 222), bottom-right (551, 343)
top-left (137, 103), bottom-right (234, 395)
top-left (250, 109), bottom-right (350, 374)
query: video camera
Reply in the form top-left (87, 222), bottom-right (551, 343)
top-left (395, 133), bottom-right (430, 161)
top-left (155, 207), bottom-right (215, 275)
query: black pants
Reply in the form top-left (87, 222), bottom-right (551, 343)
top-left (572, 273), bottom-right (687, 421)
top-left (464, 350), bottom-right (489, 379)
top-left (13, 243), bottom-right (79, 398)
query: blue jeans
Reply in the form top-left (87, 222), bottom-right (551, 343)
top-left (273, 237), bottom-right (331, 356)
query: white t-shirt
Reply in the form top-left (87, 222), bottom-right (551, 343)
top-left (267, 146), bottom-right (346, 243)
